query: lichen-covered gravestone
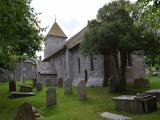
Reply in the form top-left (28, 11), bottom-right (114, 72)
top-left (16, 102), bottom-right (41, 120)
top-left (45, 79), bottom-right (52, 87)
top-left (64, 79), bottom-right (72, 95)
top-left (36, 82), bottom-right (42, 92)
top-left (9, 80), bottom-right (16, 92)
top-left (77, 80), bottom-right (86, 100)
top-left (46, 87), bottom-right (57, 107)
top-left (57, 77), bottom-right (63, 87)
top-left (15, 103), bottom-right (34, 120)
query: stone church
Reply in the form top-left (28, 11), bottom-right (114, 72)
top-left (39, 20), bottom-right (145, 87)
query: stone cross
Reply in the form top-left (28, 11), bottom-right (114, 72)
top-left (57, 77), bottom-right (63, 87)
top-left (9, 80), bottom-right (16, 92)
top-left (46, 87), bottom-right (57, 107)
top-left (77, 80), bottom-right (86, 100)
top-left (64, 79), bottom-right (72, 95)
top-left (36, 82), bottom-right (42, 92)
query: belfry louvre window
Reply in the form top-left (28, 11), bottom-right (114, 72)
top-left (78, 57), bottom-right (81, 73)
top-left (90, 54), bottom-right (94, 71)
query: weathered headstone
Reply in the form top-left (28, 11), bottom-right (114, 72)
top-left (36, 82), bottom-right (42, 92)
top-left (57, 77), bottom-right (63, 87)
top-left (134, 78), bottom-right (149, 88)
top-left (16, 102), bottom-right (41, 120)
top-left (45, 79), bottom-right (52, 87)
top-left (16, 103), bottom-right (34, 120)
top-left (46, 87), bottom-right (57, 107)
top-left (32, 78), bottom-right (37, 88)
top-left (64, 79), bottom-right (72, 95)
top-left (9, 80), bottom-right (16, 92)
top-left (77, 80), bottom-right (86, 100)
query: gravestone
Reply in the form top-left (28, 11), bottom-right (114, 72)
top-left (32, 78), bottom-right (37, 88)
top-left (100, 112), bottom-right (131, 120)
top-left (9, 80), bottom-right (16, 92)
top-left (64, 79), bottom-right (72, 95)
top-left (36, 82), bottom-right (42, 92)
top-left (16, 102), bottom-right (41, 120)
top-left (134, 78), bottom-right (149, 88)
top-left (57, 77), bottom-right (63, 87)
top-left (77, 80), bottom-right (86, 100)
top-left (46, 87), bottom-right (57, 107)
top-left (16, 103), bottom-right (34, 120)
top-left (45, 79), bottom-right (52, 87)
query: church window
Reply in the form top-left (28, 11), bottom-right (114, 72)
top-left (78, 57), bottom-right (81, 73)
top-left (90, 54), bottom-right (94, 71)
top-left (127, 53), bottom-right (132, 66)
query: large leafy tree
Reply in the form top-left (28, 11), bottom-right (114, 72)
top-left (135, 0), bottom-right (160, 33)
top-left (80, 0), bottom-right (159, 92)
top-left (0, 0), bottom-right (44, 69)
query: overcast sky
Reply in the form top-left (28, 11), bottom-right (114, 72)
top-left (31, 0), bottom-right (135, 58)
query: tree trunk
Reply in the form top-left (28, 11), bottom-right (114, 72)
top-left (119, 50), bottom-right (127, 92)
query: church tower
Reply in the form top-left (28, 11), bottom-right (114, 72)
top-left (44, 20), bottom-right (67, 58)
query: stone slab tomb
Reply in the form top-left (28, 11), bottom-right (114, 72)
top-left (144, 89), bottom-right (160, 101)
top-left (57, 77), bottom-right (63, 87)
top-left (15, 102), bottom-right (41, 120)
top-left (36, 82), bottom-right (42, 92)
top-left (9, 92), bottom-right (35, 99)
top-left (19, 85), bottom-right (33, 92)
top-left (64, 79), bottom-right (72, 95)
top-left (77, 80), bottom-right (86, 100)
top-left (45, 79), bottom-right (52, 87)
top-left (9, 80), bottom-right (16, 92)
top-left (112, 94), bottom-right (157, 114)
top-left (46, 87), bottom-right (57, 107)
top-left (100, 112), bottom-right (131, 120)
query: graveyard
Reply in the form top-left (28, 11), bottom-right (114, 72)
top-left (0, 77), bottom-right (159, 120)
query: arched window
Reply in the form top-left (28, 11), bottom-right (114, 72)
top-left (90, 54), bottom-right (94, 71)
top-left (78, 57), bottom-right (81, 73)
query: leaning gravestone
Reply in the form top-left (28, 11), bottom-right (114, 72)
top-left (32, 78), bottom-right (37, 88)
top-left (15, 102), bottom-right (41, 120)
top-left (9, 80), bottom-right (16, 92)
top-left (36, 82), bottom-right (42, 92)
top-left (46, 87), bottom-right (57, 107)
top-left (45, 79), bottom-right (52, 87)
top-left (57, 77), bottom-right (63, 87)
top-left (64, 79), bottom-right (72, 95)
top-left (77, 80), bottom-right (86, 100)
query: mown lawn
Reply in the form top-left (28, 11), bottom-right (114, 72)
top-left (0, 77), bottom-right (160, 120)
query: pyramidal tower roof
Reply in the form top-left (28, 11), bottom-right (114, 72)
top-left (47, 21), bottom-right (67, 38)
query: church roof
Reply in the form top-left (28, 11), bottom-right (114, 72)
top-left (43, 26), bottom-right (88, 62)
top-left (48, 22), bottom-right (67, 38)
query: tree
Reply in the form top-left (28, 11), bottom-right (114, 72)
top-left (80, 0), bottom-right (159, 92)
top-left (135, 0), bottom-right (160, 33)
top-left (0, 0), bottom-right (44, 69)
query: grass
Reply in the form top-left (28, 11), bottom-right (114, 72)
top-left (0, 77), bottom-right (160, 120)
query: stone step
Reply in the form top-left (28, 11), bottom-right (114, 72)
top-left (100, 112), bottom-right (131, 120)
top-left (34, 112), bottom-right (41, 117)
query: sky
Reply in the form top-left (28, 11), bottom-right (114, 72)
top-left (31, 0), bottom-right (135, 58)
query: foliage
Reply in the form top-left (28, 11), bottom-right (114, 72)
top-left (135, 0), bottom-right (160, 34)
top-left (0, 0), bottom-right (44, 68)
